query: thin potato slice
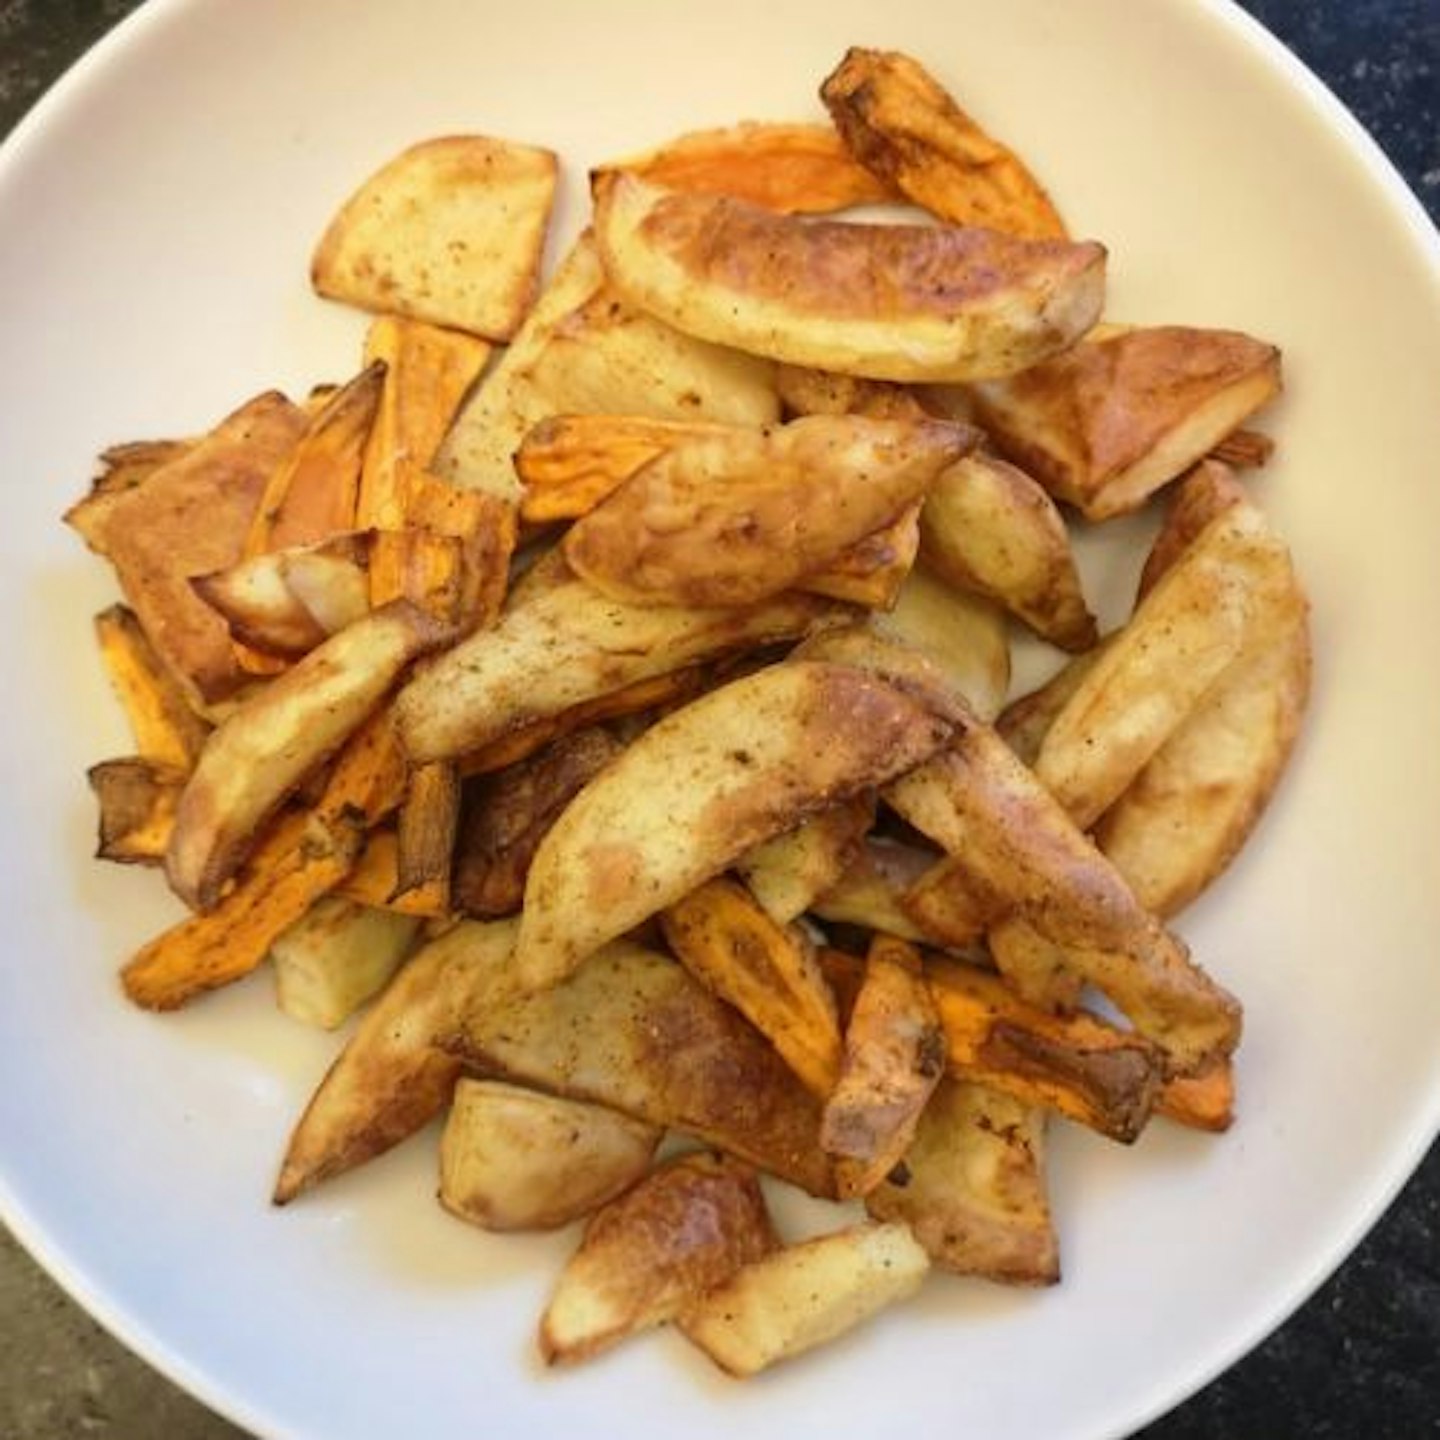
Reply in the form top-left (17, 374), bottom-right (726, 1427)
top-left (514, 660), bottom-right (954, 992)
top-left (312, 134), bottom-right (558, 341)
top-left (821, 936), bottom-right (946, 1198)
top-left (396, 549), bottom-right (844, 765)
top-left (539, 1152), bottom-right (776, 1365)
top-left (448, 939), bottom-right (834, 1195)
top-left (969, 326), bottom-right (1282, 520)
top-left (594, 121), bottom-right (894, 214)
top-left (273, 918), bottom-right (519, 1204)
top-left (440, 1079), bottom-right (660, 1233)
top-left (166, 601), bottom-right (452, 912)
top-left (88, 757), bottom-right (185, 865)
top-left (680, 1221), bottom-right (929, 1377)
top-left (93, 605), bottom-right (211, 769)
top-left (734, 796), bottom-right (874, 927)
top-left (562, 414), bottom-right (974, 607)
top-left (866, 1078), bottom-right (1059, 1283)
top-left (661, 877), bottom-right (844, 1098)
top-left (821, 47), bottom-right (1067, 240)
top-left (918, 452), bottom-right (1096, 651)
top-left (593, 173), bottom-right (1105, 383)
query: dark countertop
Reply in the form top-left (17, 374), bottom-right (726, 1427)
top-left (1, 2), bottom-right (1436, 1437)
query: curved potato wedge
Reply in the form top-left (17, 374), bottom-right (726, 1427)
top-left (594, 173), bottom-right (1105, 383)
top-left (167, 601), bottom-right (452, 911)
top-left (735, 795), bottom-right (874, 926)
top-left (514, 660), bottom-right (955, 991)
top-left (821, 47), bottom-right (1067, 240)
top-left (562, 414), bottom-right (974, 607)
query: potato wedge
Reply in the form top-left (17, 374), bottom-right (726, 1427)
top-left (514, 660), bottom-right (954, 991)
top-left (333, 828), bottom-right (448, 919)
top-left (774, 363), bottom-right (932, 422)
top-left (312, 134), bottom-right (558, 341)
top-left (662, 877), bottom-right (844, 1098)
top-left (594, 120), bottom-right (894, 214)
top-left (396, 550), bottom-right (844, 764)
top-left (93, 604), bottom-right (211, 769)
top-left (539, 1152), bottom-right (776, 1364)
top-left (84, 391), bottom-right (309, 706)
top-left (866, 1078), bottom-right (1059, 1283)
top-left (448, 939), bottom-right (834, 1195)
top-left (88, 757), bottom-right (185, 866)
top-left (821, 47), bottom-right (1067, 240)
top-left (734, 796), bottom-right (874, 926)
top-left (593, 173), bottom-right (1105, 383)
top-left (996, 642), bottom-right (1108, 766)
top-left (680, 1221), bottom-right (929, 1377)
top-left (821, 937), bottom-right (946, 1198)
top-left (453, 726), bottom-right (622, 918)
top-left (810, 837), bottom-right (944, 945)
top-left (1135, 458), bottom-right (1248, 602)
top-left (563, 414), bottom-right (971, 608)
top-left (273, 917), bottom-right (519, 1204)
top-left (969, 326), bottom-right (1282, 519)
top-left (64, 438), bottom-right (195, 556)
top-left (440, 1079), bottom-right (660, 1233)
top-left (918, 452), bottom-right (1096, 651)
top-left (270, 896), bottom-right (422, 1030)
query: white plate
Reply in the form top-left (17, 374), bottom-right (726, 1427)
top-left (2, 2), bottom-right (1437, 1436)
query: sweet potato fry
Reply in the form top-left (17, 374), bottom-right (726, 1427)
top-left (821, 47), bottom-right (1067, 240)
top-left (821, 936), bottom-right (946, 1198)
top-left (1135, 457), bottom-right (1248, 602)
top-left (93, 604), bottom-right (211, 769)
top-left (540, 1151), bottom-right (777, 1365)
top-left (312, 134), bottom-right (558, 341)
top-left (1157, 1059), bottom-right (1236, 1133)
top-left (594, 120), bottom-right (894, 214)
top-left (64, 438), bottom-right (195, 556)
top-left (88, 757), bottom-right (185, 865)
top-left (662, 877), bottom-right (844, 1098)
top-left (332, 828), bottom-right (446, 918)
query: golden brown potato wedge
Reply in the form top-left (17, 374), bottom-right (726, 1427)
top-left (810, 837), bottom-right (944, 945)
top-left (64, 438), bottom-right (195, 556)
top-left (679, 1220), bottom-right (930, 1377)
top-left (396, 549), bottom-right (844, 764)
top-left (969, 326), bottom-right (1281, 520)
top-left (1135, 458), bottom-right (1248, 602)
top-left (562, 414), bottom-right (974, 607)
top-left (166, 601), bottom-right (453, 912)
top-left (88, 757), bottom-right (185, 866)
top-left (539, 1152), bottom-right (776, 1365)
top-left (84, 391), bottom-right (309, 707)
top-left (996, 642), bottom-right (1108, 767)
top-left (594, 120), bottom-right (894, 214)
top-left (734, 795), bottom-right (874, 927)
top-left (918, 452), bottom-right (1096, 651)
top-left (514, 660), bottom-right (954, 992)
top-left (821, 936), bottom-right (946, 1199)
top-left (273, 917), bottom-right (520, 1204)
top-left (593, 173), bottom-right (1105, 383)
top-left (439, 1079), bottom-right (661, 1233)
top-left (452, 726), bottom-right (622, 918)
top-left (662, 877), bottom-right (844, 1098)
top-left (311, 134), bottom-right (558, 341)
top-left (866, 1077), bottom-right (1059, 1283)
top-left (448, 939), bottom-right (834, 1195)
top-left (93, 605), bottom-right (211, 769)
top-left (821, 47), bottom-right (1067, 240)
top-left (1156, 1058), bottom-right (1236, 1133)
top-left (774, 363), bottom-right (932, 422)
top-left (192, 534), bottom-right (371, 659)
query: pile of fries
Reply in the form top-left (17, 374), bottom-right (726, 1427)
top-left (67, 47), bottom-right (1310, 1377)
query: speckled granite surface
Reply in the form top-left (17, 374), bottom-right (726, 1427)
top-left (1, 2), bottom-right (1436, 1437)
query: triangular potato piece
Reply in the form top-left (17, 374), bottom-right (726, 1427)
top-left (312, 134), bottom-right (558, 341)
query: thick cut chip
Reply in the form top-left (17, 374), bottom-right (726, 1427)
top-left (513, 660), bottom-right (954, 991)
top-left (661, 877), bottom-right (844, 1098)
top-left (680, 1221), bottom-right (930, 1377)
top-left (594, 121), bottom-right (894, 214)
top-left (448, 939), bottom-right (834, 1195)
top-left (166, 601), bottom-right (452, 911)
top-left (918, 452), bottom-right (1096, 651)
top-left (539, 1152), bottom-right (776, 1365)
top-left (563, 414), bottom-right (974, 607)
top-left (866, 1077), bottom-right (1059, 1283)
top-left (311, 134), bottom-right (558, 341)
top-left (594, 173), bottom-right (1105, 383)
top-left (821, 47), bottom-right (1067, 240)
top-left (83, 391), bottom-right (309, 706)
top-left (439, 1079), bottom-right (660, 1234)
top-left (969, 326), bottom-right (1281, 519)
top-left (396, 550), bottom-right (844, 764)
